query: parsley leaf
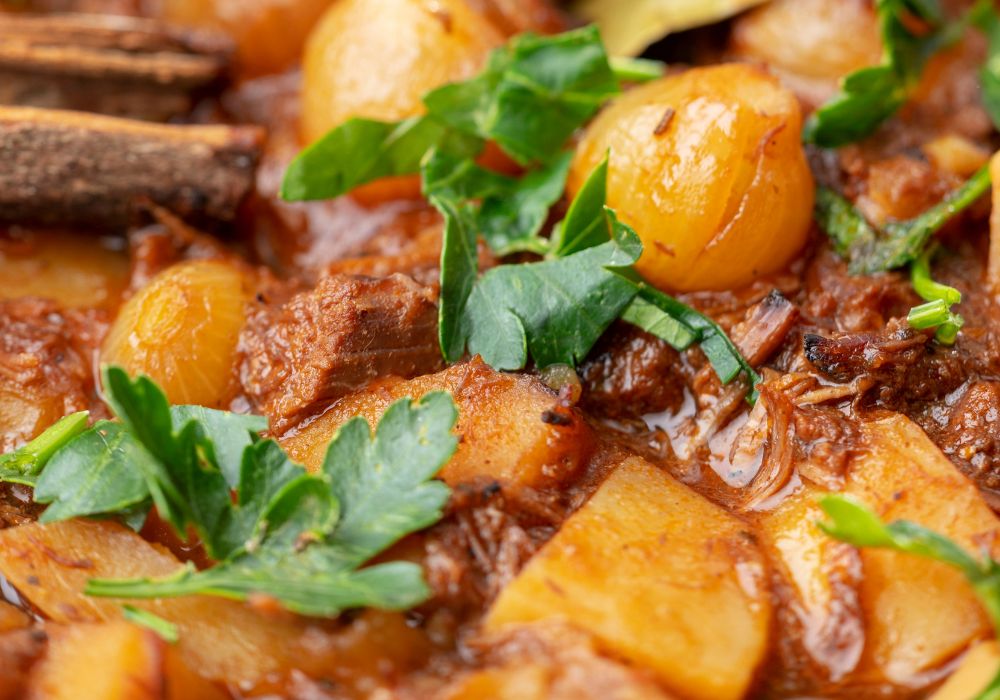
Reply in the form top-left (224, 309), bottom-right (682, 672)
top-left (282, 26), bottom-right (617, 202)
top-left (33, 421), bottom-right (152, 526)
top-left (424, 26), bottom-right (619, 164)
top-left (22, 403), bottom-right (266, 530)
top-left (549, 153), bottom-right (610, 257)
top-left (422, 148), bottom-right (571, 257)
top-left (0, 411), bottom-right (89, 487)
top-left (459, 209), bottom-right (641, 369)
top-left (100, 366), bottom-right (328, 561)
top-left (804, 0), bottom-right (955, 147)
top-left (433, 153), bottom-right (760, 398)
top-left (622, 285), bottom-right (762, 400)
top-left (85, 381), bottom-right (457, 618)
top-left (819, 494), bottom-right (1000, 699)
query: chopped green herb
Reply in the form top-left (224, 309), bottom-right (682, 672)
top-left (282, 26), bottom-right (618, 202)
top-left (623, 285), bottom-right (762, 401)
top-left (906, 245), bottom-right (964, 344)
top-left (434, 154), bottom-right (759, 398)
top-left (458, 208), bottom-right (641, 370)
top-left (609, 56), bottom-right (666, 83)
top-left (122, 605), bottom-right (179, 644)
top-left (19, 405), bottom-right (266, 529)
top-left (974, 0), bottom-right (1000, 129)
top-left (0, 411), bottom-right (88, 487)
top-left (34, 421), bottom-right (152, 527)
top-left (83, 367), bottom-right (457, 618)
top-left (549, 153), bottom-right (611, 257)
top-left (421, 148), bottom-right (570, 257)
top-left (804, 0), bottom-right (956, 147)
top-left (424, 26), bottom-right (619, 164)
top-left (819, 494), bottom-right (1000, 699)
top-left (815, 164), bottom-right (990, 274)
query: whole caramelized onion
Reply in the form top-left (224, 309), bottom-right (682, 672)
top-left (101, 260), bottom-right (250, 407)
top-left (569, 63), bottom-right (814, 293)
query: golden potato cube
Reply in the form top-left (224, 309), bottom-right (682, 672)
top-left (281, 359), bottom-right (593, 492)
top-left (929, 641), bottom-right (1000, 700)
top-left (485, 457), bottom-right (771, 700)
top-left (0, 519), bottom-right (306, 686)
top-left (27, 622), bottom-right (163, 700)
top-left (753, 483), bottom-right (864, 682)
top-left (846, 415), bottom-right (1000, 685)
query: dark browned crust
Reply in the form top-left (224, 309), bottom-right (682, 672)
top-left (0, 13), bottom-right (233, 120)
top-left (0, 106), bottom-right (264, 228)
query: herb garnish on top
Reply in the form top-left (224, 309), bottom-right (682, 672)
top-left (282, 26), bottom-right (761, 400)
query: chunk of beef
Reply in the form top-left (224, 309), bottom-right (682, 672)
top-left (579, 322), bottom-right (685, 418)
top-left (239, 273), bottom-right (443, 431)
top-left (928, 381), bottom-right (1000, 493)
top-left (0, 298), bottom-right (105, 451)
top-left (803, 319), bottom-right (929, 384)
top-left (803, 318), bottom-right (971, 407)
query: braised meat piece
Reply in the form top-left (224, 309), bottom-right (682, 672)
top-left (579, 322), bottom-right (684, 418)
top-left (803, 319), bottom-right (930, 384)
top-left (0, 298), bottom-right (105, 451)
top-left (929, 381), bottom-right (1000, 493)
top-left (239, 273), bottom-right (443, 431)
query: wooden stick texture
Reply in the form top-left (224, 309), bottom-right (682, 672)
top-left (0, 106), bottom-right (264, 229)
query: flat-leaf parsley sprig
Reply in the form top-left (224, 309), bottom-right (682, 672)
top-left (0, 366), bottom-right (459, 618)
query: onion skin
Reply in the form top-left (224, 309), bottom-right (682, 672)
top-left (569, 63), bottom-right (814, 292)
top-left (101, 260), bottom-right (250, 408)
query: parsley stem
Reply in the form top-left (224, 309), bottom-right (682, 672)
top-left (610, 56), bottom-right (666, 83)
top-left (122, 605), bottom-right (179, 643)
top-left (907, 299), bottom-right (950, 329)
top-left (0, 410), bottom-right (89, 482)
top-left (907, 246), bottom-right (964, 344)
top-left (911, 246), bottom-right (962, 304)
top-left (881, 163), bottom-right (991, 268)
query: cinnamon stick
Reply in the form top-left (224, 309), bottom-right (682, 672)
top-left (0, 13), bottom-right (234, 120)
top-left (0, 106), bottom-right (264, 229)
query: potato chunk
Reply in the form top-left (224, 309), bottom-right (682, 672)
top-left (0, 519), bottom-right (304, 685)
top-left (569, 63), bottom-right (813, 292)
top-left (281, 359), bottom-right (593, 492)
top-left (28, 622), bottom-right (163, 700)
top-left (101, 260), bottom-right (250, 407)
top-left (930, 642), bottom-right (1000, 700)
top-left (846, 415), bottom-right (1000, 685)
top-left (753, 484), bottom-right (864, 684)
top-left (0, 230), bottom-right (127, 311)
top-left (485, 457), bottom-right (771, 700)
top-left (27, 621), bottom-right (228, 700)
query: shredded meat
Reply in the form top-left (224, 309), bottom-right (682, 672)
top-left (239, 273), bottom-right (444, 431)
